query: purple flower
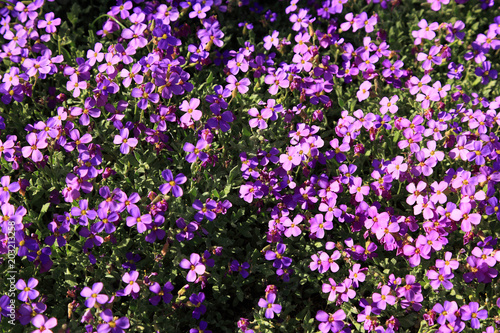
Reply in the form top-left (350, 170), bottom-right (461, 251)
top-left (189, 292), bottom-right (206, 319)
top-left (427, 268), bottom-right (454, 290)
top-left (264, 69), bottom-right (289, 95)
top-left (264, 243), bottom-right (292, 268)
top-left (122, 271), bottom-right (140, 295)
top-left (16, 278), bottom-right (39, 302)
top-left (248, 107), bottom-right (272, 129)
top-left (315, 309), bottom-right (346, 333)
top-left (183, 139), bottom-right (208, 163)
top-left (258, 293), bottom-right (281, 319)
top-left (149, 282), bottom-right (174, 305)
top-left (193, 199), bottom-right (217, 222)
top-left (179, 253), bottom-right (206, 282)
top-left (357, 81), bottom-right (371, 101)
top-left (97, 309), bottom-right (130, 333)
top-left (263, 30), bottom-right (279, 50)
top-left (461, 302), bottom-right (488, 329)
top-left (70, 199), bottom-right (97, 226)
top-left (190, 321), bottom-right (211, 333)
top-left (159, 169), bottom-right (187, 197)
top-left (189, 3), bottom-right (210, 19)
top-left (32, 315), bottom-right (58, 333)
top-left (0, 295), bottom-right (12, 318)
top-left (113, 128), bottom-right (138, 155)
top-left (230, 260), bottom-right (250, 278)
top-left (131, 83), bottom-right (159, 110)
top-left (81, 282), bottom-right (109, 308)
top-left (475, 61), bottom-right (498, 85)
top-left (126, 207), bottom-right (152, 234)
top-left (433, 300), bottom-right (458, 325)
top-left (226, 75), bottom-right (251, 94)
top-left (22, 133), bottom-right (47, 162)
top-left (179, 98), bottom-right (202, 125)
top-left (417, 45), bottom-right (443, 70)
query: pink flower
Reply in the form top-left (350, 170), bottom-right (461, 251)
top-left (180, 253), bottom-right (206, 282)
top-left (357, 81), bottom-right (371, 101)
top-left (379, 95), bottom-right (398, 114)
top-left (226, 75), bottom-right (251, 94)
top-left (179, 98), bottom-right (202, 125)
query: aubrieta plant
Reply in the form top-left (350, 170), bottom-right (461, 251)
top-left (0, 0), bottom-right (500, 332)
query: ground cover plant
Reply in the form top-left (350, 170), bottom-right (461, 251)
top-left (0, 0), bottom-right (500, 332)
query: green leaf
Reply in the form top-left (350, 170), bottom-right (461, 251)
top-left (38, 203), bottom-right (51, 220)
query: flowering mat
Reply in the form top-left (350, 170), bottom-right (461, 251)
top-left (1, 0), bottom-right (500, 332)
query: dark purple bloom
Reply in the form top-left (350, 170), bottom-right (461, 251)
top-left (97, 309), bottom-right (130, 333)
top-left (192, 199), bottom-right (217, 222)
top-left (149, 282), bottom-right (174, 305)
top-left (189, 292), bottom-right (206, 319)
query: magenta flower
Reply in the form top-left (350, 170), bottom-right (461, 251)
top-left (263, 30), bottom-right (279, 50)
top-left (226, 75), bottom-right (251, 94)
top-left (248, 107), bottom-right (272, 129)
top-left (310, 214), bottom-right (333, 239)
top-left (122, 271), bottom-right (140, 295)
top-left (349, 177), bottom-right (369, 202)
top-left (31, 315), bottom-right (57, 333)
top-left (180, 253), bottom-right (206, 282)
top-left (357, 81), bottom-right (371, 101)
top-left (435, 252), bottom-right (459, 275)
top-left (450, 202), bottom-right (481, 232)
top-left (372, 285), bottom-right (396, 310)
top-left (282, 215), bottom-right (303, 237)
top-left (264, 69), bottom-right (289, 95)
top-left (179, 98), bottom-right (202, 125)
top-left (80, 282), bottom-right (109, 308)
top-left (87, 42), bottom-right (104, 66)
top-left (159, 169), bottom-right (187, 197)
top-left (66, 74), bottom-right (87, 98)
top-left (22, 133), bottom-right (47, 162)
top-left (315, 309), bottom-right (345, 333)
top-left (428, 268), bottom-right (454, 290)
top-left (258, 293), bottom-right (281, 319)
top-left (16, 278), bottom-right (39, 302)
top-left (37, 12), bottom-right (61, 33)
top-left (322, 278), bottom-right (345, 302)
top-left (349, 264), bottom-right (366, 288)
top-left (189, 3), bottom-right (210, 19)
top-left (379, 95), bottom-right (398, 114)
top-left (113, 128), bottom-right (138, 155)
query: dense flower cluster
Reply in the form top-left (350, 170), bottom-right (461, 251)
top-left (0, 0), bottom-right (500, 332)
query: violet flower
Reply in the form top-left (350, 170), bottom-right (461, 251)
top-left (80, 282), bottom-right (109, 308)
top-left (97, 309), bottom-right (130, 333)
top-left (258, 293), bottom-right (281, 319)
top-left (159, 169), bottom-right (187, 197)
top-left (179, 253), bottom-right (206, 282)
